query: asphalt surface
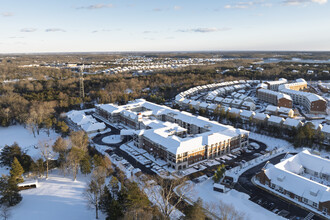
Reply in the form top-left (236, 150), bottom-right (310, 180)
top-left (234, 154), bottom-right (324, 220)
top-left (92, 123), bottom-right (157, 176)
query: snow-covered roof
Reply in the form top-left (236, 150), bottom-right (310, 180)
top-left (258, 89), bottom-right (292, 101)
top-left (264, 150), bottom-right (330, 204)
top-left (268, 115), bottom-right (285, 124)
top-left (67, 111), bottom-right (97, 126)
top-left (214, 97), bottom-right (224, 103)
top-left (97, 103), bottom-right (121, 113)
top-left (241, 101), bottom-right (255, 107)
top-left (81, 122), bottom-right (106, 133)
top-left (278, 107), bottom-right (291, 112)
top-left (229, 108), bottom-right (242, 115)
top-left (102, 99), bottom-right (249, 155)
top-left (207, 103), bottom-right (218, 111)
top-left (254, 113), bottom-right (269, 121)
top-left (199, 102), bottom-right (209, 109)
top-left (283, 118), bottom-right (302, 128)
top-left (240, 110), bottom-right (255, 118)
top-left (321, 124), bottom-right (330, 134)
top-left (265, 105), bottom-right (279, 113)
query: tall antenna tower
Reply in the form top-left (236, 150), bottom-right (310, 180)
top-left (79, 64), bottom-right (85, 100)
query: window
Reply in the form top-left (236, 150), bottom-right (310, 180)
top-left (313, 202), bottom-right (318, 208)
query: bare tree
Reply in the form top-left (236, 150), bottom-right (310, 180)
top-left (207, 201), bottom-right (245, 220)
top-left (26, 101), bottom-right (54, 137)
top-left (146, 176), bottom-right (191, 219)
top-left (84, 167), bottom-right (107, 219)
top-left (52, 137), bottom-right (69, 176)
top-left (0, 205), bottom-right (11, 220)
top-left (38, 141), bottom-right (55, 179)
top-left (68, 131), bottom-right (89, 181)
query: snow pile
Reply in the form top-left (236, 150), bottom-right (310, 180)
top-left (250, 142), bottom-right (260, 149)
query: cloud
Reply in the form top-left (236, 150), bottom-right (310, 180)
top-left (45, 28), bottom-right (66, 32)
top-left (177, 27), bottom-right (231, 33)
top-left (20, 28), bottom-right (37, 32)
top-left (2, 12), bottom-right (13, 17)
top-left (224, 1), bottom-right (273, 9)
top-left (174, 6), bottom-right (182, 10)
top-left (153, 8), bottom-right (163, 11)
top-left (224, 2), bottom-right (254, 9)
top-left (282, 0), bottom-right (327, 5)
top-left (77, 4), bottom-right (113, 10)
top-left (9, 36), bottom-right (24, 39)
top-left (143, 30), bottom-right (158, 34)
top-left (92, 29), bottom-right (119, 33)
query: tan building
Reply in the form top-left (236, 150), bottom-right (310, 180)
top-left (257, 89), bottom-right (293, 108)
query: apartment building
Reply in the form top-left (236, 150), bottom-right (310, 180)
top-left (256, 150), bottom-right (330, 216)
top-left (257, 89), bottom-right (293, 108)
top-left (95, 99), bottom-right (249, 170)
top-left (265, 78), bottom-right (287, 91)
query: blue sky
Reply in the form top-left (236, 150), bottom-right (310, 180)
top-left (0, 0), bottom-right (329, 53)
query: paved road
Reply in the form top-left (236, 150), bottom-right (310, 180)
top-left (92, 124), bottom-right (157, 176)
top-left (234, 154), bottom-right (324, 220)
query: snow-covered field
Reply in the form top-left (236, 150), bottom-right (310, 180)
top-left (249, 132), bottom-right (292, 151)
top-left (0, 125), bottom-right (60, 159)
top-left (0, 125), bottom-right (98, 220)
top-left (102, 135), bottom-right (122, 144)
top-left (184, 178), bottom-right (285, 220)
top-left (11, 172), bottom-right (102, 220)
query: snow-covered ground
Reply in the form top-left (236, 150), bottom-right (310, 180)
top-left (0, 125), bottom-right (101, 220)
top-left (0, 125), bottom-right (60, 159)
top-left (10, 171), bottom-right (102, 220)
top-left (183, 178), bottom-right (285, 220)
top-left (102, 135), bottom-right (122, 144)
top-left (249, 132), bottom-right (292, 151)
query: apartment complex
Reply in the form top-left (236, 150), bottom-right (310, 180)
top-left (278, 79), bottom-right (326, 114)
top-left (95, 99), bottom-right (249, 170)
top-left (256, 150), bottom-right (330, 216)
top-left (257, 89), bottom-right (293, 108)
top-left (259, 78), bottom-right (327, 114)
top-left (265, 78), bottom-right (287, 91)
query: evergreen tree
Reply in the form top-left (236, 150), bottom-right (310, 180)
top-left (106, 199), bottom-right (123, 220)
top-left (99, 185), bottom-right (112, 213)
top-left (0, 175), bottom-right (22, 207)
top-left (184, 198), bottom-right (206, 220)
top-left (9, 157), bottom-right (24, 184)
top-left (213, 164), bottom-right (226, 183)
top-left (80, 156), bottom-right (92, 175)
top-left (0, 143), bottom-right (22, 167)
